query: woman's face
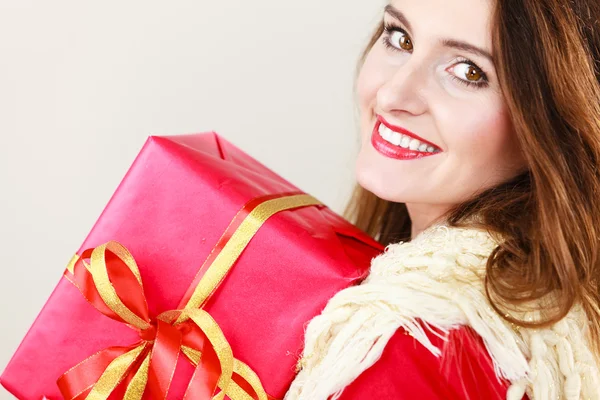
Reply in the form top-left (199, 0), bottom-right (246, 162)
top-left (356, 0), bottom-right (527, 215)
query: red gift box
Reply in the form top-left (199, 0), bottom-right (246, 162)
top-left (0, 132), bottom-right (383, 400)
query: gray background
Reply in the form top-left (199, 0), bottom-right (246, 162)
top-left (0, 0), bottom-right (382, 398)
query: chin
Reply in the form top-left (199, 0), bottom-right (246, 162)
top-left (355, 157), bottom-right (400, 203)
top-left (355, 154), bottom-right (434, 205)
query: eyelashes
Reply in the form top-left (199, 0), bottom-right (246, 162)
top-left (381, 22), bottom-right (490, 89)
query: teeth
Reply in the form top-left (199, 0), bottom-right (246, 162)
top-left (400, 136), bottom-right (410, 148)
top-left (383, 127), bottom-right (394, 142)
top-left (379, 125), bottom-right (391, 141)
top-left (378, 123), bottom-right (440, 153)
top-left (409, 139), bottom-right (421, 150)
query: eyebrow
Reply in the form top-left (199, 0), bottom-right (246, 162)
top-left (384, 4), bottom-right (494, 64)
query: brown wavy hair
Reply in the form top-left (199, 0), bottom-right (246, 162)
top-left (345, 0), bottom-right (600, 354)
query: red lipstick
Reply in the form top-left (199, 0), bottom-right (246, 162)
top-left (370, 117), bottom-right (441, 160)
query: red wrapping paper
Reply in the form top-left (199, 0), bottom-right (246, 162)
top-left (0, 132), bottom-right (384, 400)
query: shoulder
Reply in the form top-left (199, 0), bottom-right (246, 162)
top-left (337, 325), bottom-right (517, 400)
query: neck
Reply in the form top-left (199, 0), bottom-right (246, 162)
top-left (406, 202), bottom-right (450, 240)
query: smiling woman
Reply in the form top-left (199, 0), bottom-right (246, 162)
top-left (355, 1), bottom-right (527, 237)
top-left (285, 0), bottom-right (600, 399)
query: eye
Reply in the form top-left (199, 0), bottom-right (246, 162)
top-left (449, 59), bottom-right (489, 89)
top-left (382, 23), bottom-right (413, 51)
top-left (381, 22), bottom-right (490, 89)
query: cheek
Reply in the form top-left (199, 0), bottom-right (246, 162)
top-left (356, 49), bottom-right (388, 117)
top-left (445, 101), bottom-right (523, 180)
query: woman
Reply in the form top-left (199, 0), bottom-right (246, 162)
top-left (285, 0), bottom-right (600, 399)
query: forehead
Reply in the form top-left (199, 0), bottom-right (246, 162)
top-left (387, 0), bottom-right (494, 52)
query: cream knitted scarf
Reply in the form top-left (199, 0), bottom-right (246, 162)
top-left (284, 225), bottom-right (600, 400)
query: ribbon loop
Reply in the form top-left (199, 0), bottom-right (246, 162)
top-left (90, 243), bottom-right (151, 331)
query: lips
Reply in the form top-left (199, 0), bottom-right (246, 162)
top-left (370, 116), bottom-right (442, 160)
top-left (377, 115), bottom-right (441, 150)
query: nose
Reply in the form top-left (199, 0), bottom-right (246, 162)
top-left (376, 57), bottom-right (429, 117)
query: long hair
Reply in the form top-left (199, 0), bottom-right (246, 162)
top-left (344, 0), bottom-right (600, 354)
